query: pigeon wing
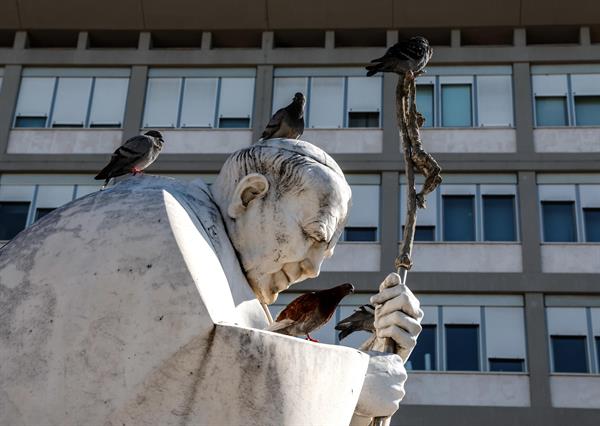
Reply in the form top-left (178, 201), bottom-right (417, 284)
top-left (95, 135), bottom-right (151, 180)
top-left (261, 108), bottom-right (286, 140)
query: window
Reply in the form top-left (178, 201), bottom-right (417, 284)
top-left (14, 72), bottom-right (129, 129)
top-left (416, 84), bottom-right (434, 128)
top-left (542, 201), bottom-right (576, 242)
top-left (535, 96), bottom-right (568, 126)
top-left (551, 336), bottom-right (588, 373)
top-left (446, 324), bottom-right (479, 371)
top-left (0, 202), bottom-right (30, 240)
top-left (477, 75), bottom-right (514, 127)
top-left (414, 225), bottom-right (435, 241)
top-left (272, 71), bottom-right (382, 129)
top-left (344, 227), bottom-right (377, 242)
top-left (584, 209), bottom-right (600, 242)
top-left (575, 96), bottom-right (600, 126)
top-left (441, 84), bottom-right (472, 127)
top-left (443, 195), bottom-right (475, 241)
top-left (489, 358), bottom-right (524, 372)
top-left (143, 72), bottom-right (255, 129)
top-left (483, 195), bottom-right (516, 241)
top-left (408, 324), bottom-right (436, 370)
top-left (35, 208), bottom-right (54, 221)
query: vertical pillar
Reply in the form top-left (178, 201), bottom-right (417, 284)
top-left (252, 65), bottom-right (274, 142)
top-left (524, 293), bottom-right (552, 408)
top-left (518, 171), bottom-right (542, 273)
top-left (380, 171), bottom-right (400, 273)
top-left (122, 66), bottom-right (148, 140)
top-left (0, 65), bottom-right (22, 155)
top-left (513, 63), bottom-right (535, 155)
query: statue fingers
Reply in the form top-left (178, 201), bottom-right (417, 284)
top-left (375, 310), bottom-right (422, 338)
top-left (379, 272), bottom-right (402, 291)
top-left (376, 325), bottom-right (417, 359)
top-left (373, 292), bottom-right (423, 321)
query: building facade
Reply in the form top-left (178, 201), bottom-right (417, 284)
top-left (0, 1), bottom-right (599, 425)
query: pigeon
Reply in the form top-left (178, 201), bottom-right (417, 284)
top-left (260, 92), bottom-right (305, 140)
top-left (267, 283), bottom-right (354, 342)
top-left (366, 36), bottom-right (432, 77)
top-left (335, 304), bottom-right (375, 341)
top-left (95, 130), bottom-right (164, 188)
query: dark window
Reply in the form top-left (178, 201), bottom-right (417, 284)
top-left (35, 208), bottom-right (55, 221)
top-left (415, 225), bottom-right (435, 241)
top-left (443, 195), bottom-right (475, 241)
top-left (441, 84), bottom-right (472, 127)
top-left (489, 358), bottom-right (524, 372)
top-left (483, 195), bottom-right (516, 241)
top-left (446, 324), bottom-right (479, 371)
top-left (551, 335), bottom-right (588, 373)
top-left (584, 208), bottom-right (600, 242)
top-left (574, 96), bottom-right (600, 126)
top-left (14, 116), bottom-right (47, 128)
top-left (409, 324), bottom-right (436, 370)
top-left (0, 202), bottom-right (30, 240)
top-left (344, 227), bottom-right (377, 242)
top-left (52, 123), bottom-right (84, 128)
top-left (535, 96), bottom-right (568, 126)
top-left (89, 123), bottom-right (121, 128)
top-left (348, 112), bottom-right (379, 128)
top-left (218, 117), bottom-right (250, 128)
top-left (542, 201), bottom-right (577, 242)
top-left (416, 84), bottom-right (434, 127)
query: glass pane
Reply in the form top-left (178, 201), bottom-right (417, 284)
top-left (443, 195), bottom-right (475, 241)
top-left (409, 225), bottom-right (435, 241)
top-left (218, 78), bottom-right (254, 120)
top-left (535, 96), bottom-right (568, 126)
top-left (272, 77), bottom-right (307, 113)
top-left (347, 77), bottom-right (381, 113)
top-left (181, 78), bottom-right (218, 127)
top-left (446, 324), bottom-right (479, 371)
top-left (477, 75), bottom-right (514, 127)
top-left (584, 209), bottom-right (600, 242)
top-left (14, 77), bottom-right (55, 125)
top-left (52, 77), bottom-right (93, 127)
top-left (416, 84), bottom-right (434, 128)
top-left (218, 118), bottom-right (250, 128)
top-left (489, 358), bottom-right (524, 372)
top-left (143, 78), bottom-right (181, 127)
top-left (441, 84), bottom-right (472, 127)
top-left (344, 227), bottom-right (377, 242)
top-left (35, 208), bottom-right (54, 221)
top-left (542, 201), bottom-right (576, 242)
top-left (408, 325), bottom-right (436, 371)
top-left (89, 78), bottom-right (129, 127)
top-left (551, 335), bottom-right (588, 373)
top-left (483, 195), bottom-right (516, 241)
top-left (0, 202), bottom-right (30, 240)
top-left (348, 112), bottom-right (379, 128)
top-left (575, 96), bottom-right (600, 126)
top-left (14, 117), bottom-right (48, 128)
top-left (309, 77), bottom-right (344, 128)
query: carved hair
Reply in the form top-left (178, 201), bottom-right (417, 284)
top-left (213, 138), bottom-right (346, 203)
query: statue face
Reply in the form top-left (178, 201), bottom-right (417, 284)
top-left (232, 168), bottom-right (351, 305)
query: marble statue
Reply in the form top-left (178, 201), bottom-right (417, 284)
top-left (0, 138), bottom-right (423, 426)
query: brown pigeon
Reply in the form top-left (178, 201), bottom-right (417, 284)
top-left (335, 304), bottom-right (375, 341)
top-left (260, 92), bottom-right (305, 140)
top-left (267, 283), bottom-right (354, 342)
top-left (95, 130), bottom-right (164, 189)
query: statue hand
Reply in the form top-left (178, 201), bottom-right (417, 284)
top-left (354, 352), bottom-right (407, 418)
top-left (371, 272), bottom-right (423, 361)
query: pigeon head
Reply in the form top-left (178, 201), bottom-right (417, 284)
top-left (325, 282), bottom-right (354, 297)
top-left (293, 92), bottom-right (306, 105)
top-left (144, 130), bottom-right (164, 140)
top-left (410, 36), bottom-right (430, 46)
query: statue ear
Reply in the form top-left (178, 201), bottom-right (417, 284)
top-left (228, 173), bottom-right (270, 219)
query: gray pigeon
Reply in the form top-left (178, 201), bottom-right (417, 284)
top-left (366, 36), bottom-right (432, 77)
top-left (260, 92), bottom-right (305, 140)
top-left (335, 304), bottom-right (375, 341)
top-left (95, 130), bottom-right (164, 188)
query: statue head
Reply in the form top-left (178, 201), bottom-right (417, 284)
top-left (212, 139), bottom-right (352, 305)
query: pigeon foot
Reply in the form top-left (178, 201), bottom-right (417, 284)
top-left (305, 335), bottom-right (319, 343)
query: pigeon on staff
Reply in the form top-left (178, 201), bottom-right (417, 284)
top-left (366, 36), bottom-right (432, 77)
top-left (267, 283), bottom-right (354, 342)
top-left (95, 130), bottom-right (164, 189)
top-left (260, 92), bottom-right (305, 141)
top-left (335, 304), bottom-right (375, 341)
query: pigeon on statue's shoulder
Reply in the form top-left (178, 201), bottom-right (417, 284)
top-left (95, 130), bottom-right (164, 189)
top-left (267, 283), bottom-right (354, 342)
top-left (366, 36), bottom-right (432, 77)
top-left (260, 92), bottom-right (305, 141)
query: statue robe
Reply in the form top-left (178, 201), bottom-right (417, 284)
top-left (0, 175), bottom-right (368, 426)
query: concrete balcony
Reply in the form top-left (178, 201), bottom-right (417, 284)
top-left (541, 243), bottom-right (600, 273)
top-left (408, 242), bottom-right (523, 273)
top-left (534, 128), bottom-right (600, 152)
top-left (303, 129), bottom-right (383, 153)
top-left (159, 129), bottom-right (253, 153)
top-left (403, 371), bottom-right (530, 406)
top-left (7, 129), bottom-right (122, 154)
top-left (421, 128), bottom-right (516, 153)
top-left (550, 375), bottom-right (600, 408)
top-left (321, 242), bottom-right (380, 272)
